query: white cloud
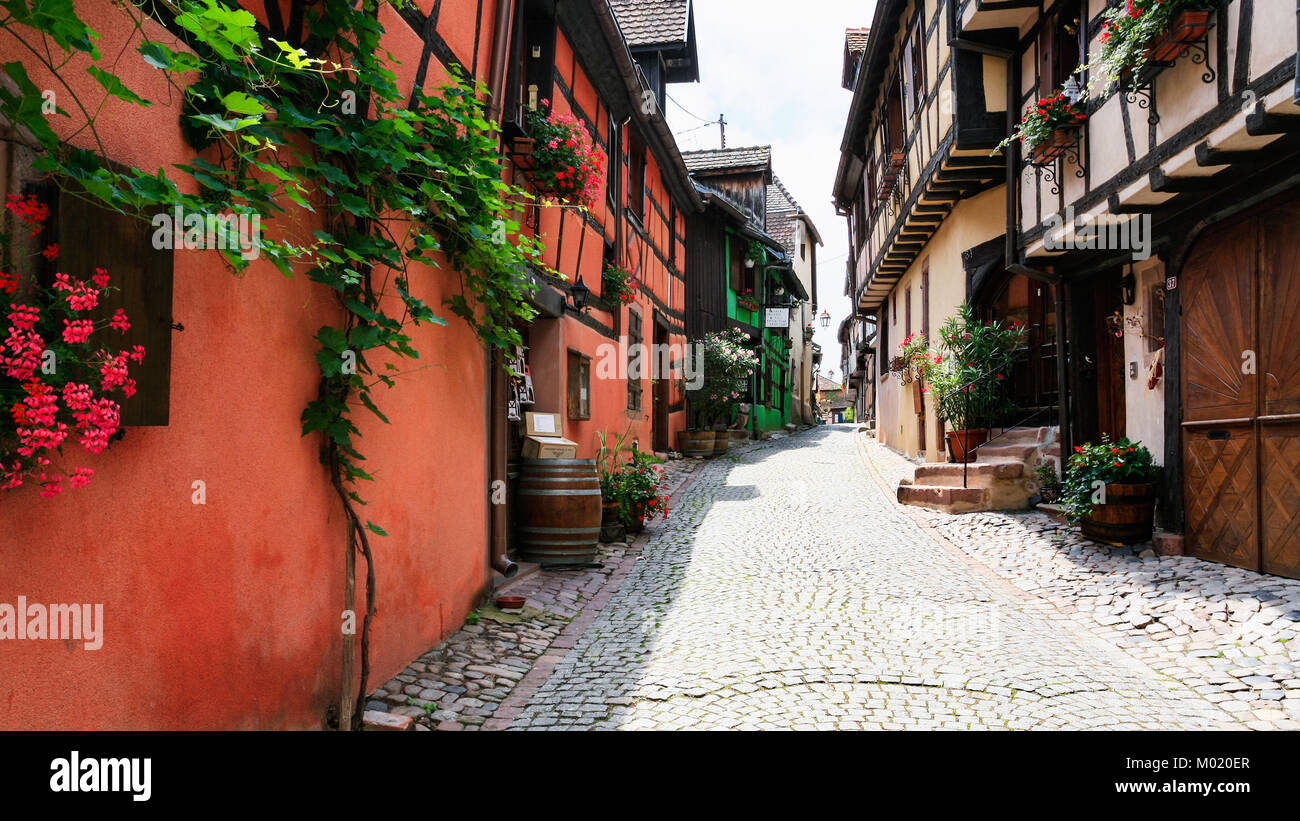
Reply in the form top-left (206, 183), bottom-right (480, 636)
top-left (666, 0), bottom-right (877, 377)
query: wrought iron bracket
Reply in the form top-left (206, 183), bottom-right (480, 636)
top-left (1025, 134), bottom-right (1086, 197)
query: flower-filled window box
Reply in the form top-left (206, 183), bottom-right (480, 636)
top-left (524, 101), bottom-right (606, 210)
top-left (736, 291), bottom-right (760, 313)
top-left (1087, 0), bottom-right (1217, 94)
top-left (998, 89), bottom-right (1086, 165)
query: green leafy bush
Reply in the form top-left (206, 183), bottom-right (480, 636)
top-left (1059, 436), bottom-right (1157, 521)
top-left (920, 304), bottom-right (1025, 431)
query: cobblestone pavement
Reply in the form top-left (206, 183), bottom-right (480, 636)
top-left (862, 439), bottom-right (1300, 731)
top-left (501, 426), bottom-right (1246, 730)
top-left (365, 450), bottom-right (709, 730)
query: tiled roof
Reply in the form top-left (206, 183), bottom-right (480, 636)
top-left (816, 375), bottom-right (842, 392)
top-left (765, 175), bottom-right (821, 251)
top-left (609, 0), bottom-right (691, 48)
top-left (681, 145), bottom-right (771, 173)
top-left (845, 27), bottom-right (870, 54)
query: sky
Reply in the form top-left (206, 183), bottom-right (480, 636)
top-left (665, 0), bottom-right (877, 387)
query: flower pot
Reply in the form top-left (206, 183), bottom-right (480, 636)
top-left (1029, 127), bottom-right (1079, 164)
top-left (626, 501), bottom-right (646, 533)
top-left (679, 429), bottom-right (716, 458)
top-left (1148, 10), bottom-right (1212, 62)
top-left (711, 432), bottom-right (730, 455)
top-left (600, 499), bottom-right (626, 542)
top-left (945, 428), bottom-right (988, 463)
top-left (1080, 482), bottom-right (1156, 545)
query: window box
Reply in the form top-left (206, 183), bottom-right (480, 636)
top-left (1029, 126), bottom-right (1080, 165)
top-left (1147, 10), bottom-right (1212, 62)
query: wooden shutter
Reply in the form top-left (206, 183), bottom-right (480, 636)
top-left (921, 259), bottom-right (930, 339)
top-left (905, 283), bottom-right (912, 338)
top-left (567, 350), bottom-right (590, 420)
top-left (729, 235), bottom-right (743, 292)
top-left (45, 183), bottom-right (173, 426)
top-left (1038, 16), bottom-right (1055, 98)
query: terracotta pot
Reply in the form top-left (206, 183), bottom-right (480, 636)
top-left (1030, 127), bottom-right (1079, 164)
top-left (495, 596), bottom-right (525, 610)
top-left (945, 428), bottom-right (988, 463)
top-left (1080, 482), bottom-right (1156, 545)
top-left (679, 429), bottom-right (716, 458)
top-left (1148, 10), bottom-right (1212, 62)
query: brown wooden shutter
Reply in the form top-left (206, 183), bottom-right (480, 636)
top-left (48, 184), bottom-right (173, 426)
top-left (921, 259), bottom-right (930, 340)
top-left (1038, 18), bottom-right (1055, 98)
top-left (627, 309), bottom-right (643, 410)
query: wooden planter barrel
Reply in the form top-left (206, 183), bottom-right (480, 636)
top-left (711, 431), bottom-right (730, 455)
top-left (679, 429), bottom-right (715, 458)
top-left (516, 458), bottom-right (601, 565)
top-left (1081, 482), bottom-right (1156, 545)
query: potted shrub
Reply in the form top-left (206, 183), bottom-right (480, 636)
top-left (998, 88), bottom-right (1087, 164)
top-left (525, 100), bottom-right (606, 210)
top-left (920, 304), bottom-right (1025, 463)
top-left (598, 447), bottom-right (669, 533)
top-left (1035, 461), bottom-right (1063, 504)
top-left (685, 327), bottom-right (757, 455)
top-left (1085, 0), bottom-right (1217, 94)
top-left (1059, 437), bottom-right (1158, 544)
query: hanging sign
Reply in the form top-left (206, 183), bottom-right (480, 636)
top-left (764, 307), bottom-right (790, 328)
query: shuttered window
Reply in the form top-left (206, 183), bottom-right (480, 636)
top-left (36, 180), bottom-right (173, 426)
top-left (567, 350), bottom-right (590, 420)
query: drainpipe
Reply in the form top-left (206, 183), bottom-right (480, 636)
top-left (1295, 0), bottom-right (1299, 103)
top-left (489, 348), bottom-right (518, 579)
top-left (486, 0), bottom-right (516, 123)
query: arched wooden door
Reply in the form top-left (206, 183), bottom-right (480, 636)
top-left (1181, 196), bottom-right (1300, 578)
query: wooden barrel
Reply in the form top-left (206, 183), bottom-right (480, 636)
top-left (1081, 483), bottom-right (1156, 545)
top-left (516, 458), bottom-right (601, 565)
top-left (711, 431), bottom-right (730, 455)
top-left (679, 430), bottom-right (715, 458)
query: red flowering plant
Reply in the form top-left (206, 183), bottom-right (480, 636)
top-left (1059, 436), bottom-right (1157, 521)
top-left (0, 195), bottom-right (144, 497)
top-left (996, 88), bottom-right (1087, 153)
top-left (602, 262), bottom-right (638, 306)
top-left (1085, 0), bottom-right (1216, 95)
top-left (526, 100), bottom-right (606, 210)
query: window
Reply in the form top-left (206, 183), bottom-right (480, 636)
top-left (606, 116), bottom-right (621, 213)
top-left (504, 0), bottom-right (557, 132)
top-left (905, 283), bottom-right (912, 338)
top-left (902, 16), bottom-right (926, 120)
top-left (627, 308), bottom-right (643, 411)
top-left (567, 350), bottom-right (590, 420)
top-left (627, 128), bottom-right (646, 222)
top-left (30, 177), bottom-right (173, 425)
top-left (1038, 7), bottom-right (1081, 97)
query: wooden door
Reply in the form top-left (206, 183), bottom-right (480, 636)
top-left (1258, 208), bottom-right (1300, 578)
top-left (652, 315), bottom-right (670, 453)
top-left (1181, 198), bottom-right (1300, 578)
top-left (1094, 275), bottom-right (1127, 441)
top-left (1182, 223), bottom-right (1258, 570)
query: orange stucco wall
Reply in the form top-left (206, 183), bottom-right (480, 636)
top-left (1, 0), bottom-right (499, 729)
top-left (511, 27), bottom-right (689, 459)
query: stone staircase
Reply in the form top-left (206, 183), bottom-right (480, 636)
top-left (897, 427), bottom-right (1058, 514)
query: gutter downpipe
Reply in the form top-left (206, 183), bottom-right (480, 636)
top-left (486, 0), bottom-right (516, 123)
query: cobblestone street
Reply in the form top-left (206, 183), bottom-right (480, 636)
top-left (372, 425), bottom-right (1300, 730)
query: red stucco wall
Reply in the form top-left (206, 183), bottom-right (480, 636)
top-left (0, 0), bottom-right (498, 729)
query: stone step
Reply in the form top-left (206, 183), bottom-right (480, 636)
top-left (897, 484), bottom-right (987, 512)
top-left (976, 443), bottom-right (1040, 462)
top-left (913, 460), bottom-right (1024, 486)
top-left (991, 426), bottom-right (1049, 445)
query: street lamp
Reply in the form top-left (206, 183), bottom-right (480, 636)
top-left (566, 275), bottom-right (590, 312)
top-left (819, 309), bottom-right (831, 328)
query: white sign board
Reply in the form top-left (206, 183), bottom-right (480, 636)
top-left (764, 307), bottom-right (790, 328)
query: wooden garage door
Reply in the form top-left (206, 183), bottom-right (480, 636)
top-left (1181, 198), bottom-right (1300, 578)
